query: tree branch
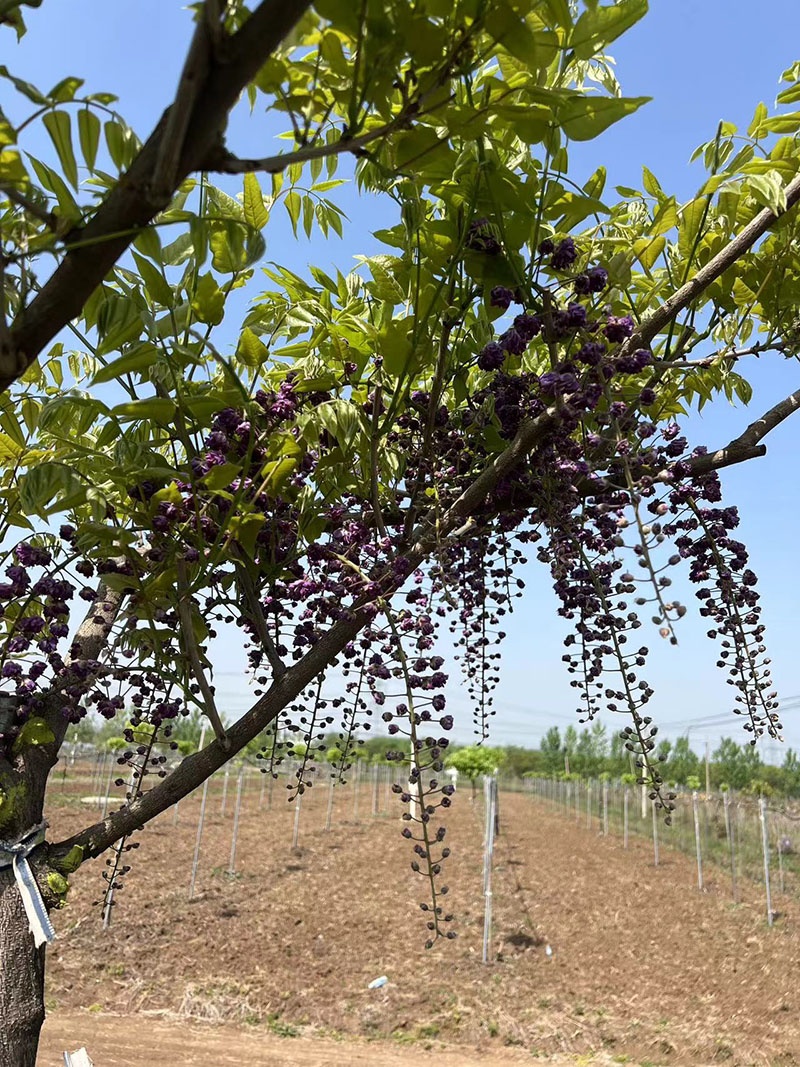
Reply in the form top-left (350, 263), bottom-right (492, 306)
top-left (620, 173), bottom-right (800, 359)
top-left (1, 0), bottom-right (311, 393)
top-left (0, 182), bottom-right (58, 232)
top-left (205, 119), bottom-right (399, 175)
top-left (176, 559), bottom-right (229, 747)
top-left (235, 562), bottom-right (287, 679)
top-left (687, 386), bottom-right (800, 475)
top-left (151, 5), bottom-right (215, 196)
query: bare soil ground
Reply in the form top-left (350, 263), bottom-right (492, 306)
top-left (38, 774), bottom-right (800, 1066)
top-left (39, 1012), bottom-right (595, 1066)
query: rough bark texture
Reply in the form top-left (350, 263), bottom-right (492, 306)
top-left (0, 869), bottom-right (45, 1067)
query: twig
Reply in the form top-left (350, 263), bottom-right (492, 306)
top-left (370, 386), bottom-right (387, 539)
top-left (655, 340), bottom-right (788, 370)
top-left (0, 183), bottom-right (58, 232)
top-left (204, 113), bottom-right (406, 175)
top-left (235, 562), bottom-right (286, 678)
top-left (176, 558), bottom-right (229, 747)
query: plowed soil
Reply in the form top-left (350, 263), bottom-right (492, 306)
top-left (38, 775), bottom-right (800, 1066)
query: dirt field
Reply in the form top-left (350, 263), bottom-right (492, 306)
top-left (38, 773), bottom-right (800, 1066)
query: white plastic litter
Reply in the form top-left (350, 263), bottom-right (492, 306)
top-left (368, 975), bottom-right (388, 989)
top-left (545, 944), bottom-right (553, 958)
top-left (64, 1050), bottom-right (94, 1067)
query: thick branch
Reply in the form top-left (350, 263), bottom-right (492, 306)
top-left (621, 173), bottom-right (800, 358)
top-left (1, 0), bottom-right (311, 392)
top-left (151, 7), bottom-right (215, 195)
top-left (688, 386), bottom-right (800, 475)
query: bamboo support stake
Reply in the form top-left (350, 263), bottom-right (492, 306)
top-left (692, 791), bottom-right (704, 890)
top-left (759, 797), bottom-right (774, 926)
top-left (228, 768), bottom-right (245, 875)
top-left (189, 778), bottom-right (210, 901)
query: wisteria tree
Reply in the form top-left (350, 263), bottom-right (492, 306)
top-left (1, 0), bottom-right (800, 1061)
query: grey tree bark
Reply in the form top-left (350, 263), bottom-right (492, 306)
top-left (0, 870), bottom-right (45, 1067)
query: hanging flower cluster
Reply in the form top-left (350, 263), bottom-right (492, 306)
top-left (0, 225), bottom-right (780, 944)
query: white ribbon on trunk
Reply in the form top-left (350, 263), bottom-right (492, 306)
top-left (0, 821), bottom-right (55, 948)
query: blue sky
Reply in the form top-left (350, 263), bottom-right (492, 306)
top-left (7, 1), bottom-right (800, 759)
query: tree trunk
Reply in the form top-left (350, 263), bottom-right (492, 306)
top-left (0, 869), bottom-right (45, 1067)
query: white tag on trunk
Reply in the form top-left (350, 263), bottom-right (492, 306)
top-left (0, 822), bottom-right (55, 947)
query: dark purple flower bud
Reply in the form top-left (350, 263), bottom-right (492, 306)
top-left (573, 273), bottom-right (591, 295)
top-left (566, 303), bottom-right (587, 328)
top-left (588, 266), bottom-right (608, 292)
top-left (550, 237), bottom-right (577, 270)
top-left (604, 315), bottom-right (634, 342)
top-left (576, 341), bottom-right (606, 366)
top-left (477, 342), bottom-right (505, 372)
top-left (59, 524), bottom-right (76, 541)
top-left (439, 715), bottom-right (454, 731)
top-left (639, 387), bottom-right (657, 406)
top-left (490, 285), bottom-right (514, 310)
top-left (499, 329), bottom-right (526, 356)
top-left (514, 313), bottom-right (541, 341)
top-left (538, 237), bottom-right (555, 256)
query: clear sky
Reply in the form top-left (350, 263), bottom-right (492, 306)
top-left (7, 1), bottom-right (800, 759)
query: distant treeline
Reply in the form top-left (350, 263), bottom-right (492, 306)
top-left (65, 716), bottom-right (800, 797)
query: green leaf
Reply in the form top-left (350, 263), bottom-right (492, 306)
top-left (202, 462), bottom-right (241, 490)
top-left (0, 146), bottom-right (27, 183)
top-left (284, 190), bottom-right (302, 236)
top-left (560, 95), bottom-right (650, 141)
top-left (746, 171), bottom-right (787, 214)
top-left (0, 433), bottom-right (22, 464)
top-left (20, 462), bottom-right (84, 515)
top-left (747, 101), bottom-right (769, 139)
top-left (243, 172), bottom-right (269, 229)
top-left (12, 717), bottom-right (55, 755)
top-left (571, 0), bottom-right (649, 60)
top-left (633, 234), bottom-right (665, 272)
top-left (77, 108), bottom-right (101, 172)
top-left (27, 155), bottom-right (81, 222)
top-left (314, 398), bottom-right (364, 453)
top-left (0, 64), bottom-right (48, 104)
top-left (490, 3), bottom-right (559, 69)
top-left (642, 166), bottom-right (663, 199)
top-left (190, 272), bottom-right (225, 325)
top-left (48, 75), bottom-right (83, 102)
top-left (112, 397), bottom-right (176, 422)
top-left (131, 251), bottom-right (173, 307)
top-left (91, 344), bottom-right (160, 385)
top-left (228, 512), bottom-right (266, 556)
top-left (42, 111), bottom-right (78, 187)
top-left (583, 165), bottom-right (607, 199)
top-left (764, 112), bottom-right (800, 135)
top-left (236, 327), bottom-right (269, 367)
top-left (38, 392), bottom-right (108, 435)
top-left (209, 219), bottom-right (265, 272)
